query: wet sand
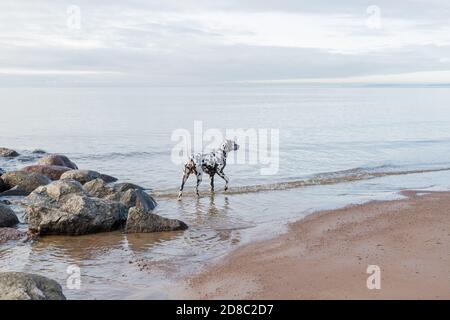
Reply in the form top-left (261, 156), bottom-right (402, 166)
top-left (181, 190), bottom-right (450, 299)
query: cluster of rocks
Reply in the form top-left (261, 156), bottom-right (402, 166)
top-left (0, 148), bottom-right (188, 300)
top-left (1, 149), bottom-right (188, 236)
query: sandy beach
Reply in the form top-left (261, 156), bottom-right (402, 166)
top-left (182, 190), bottom-right (450, 299)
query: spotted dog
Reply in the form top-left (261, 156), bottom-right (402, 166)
top-left (178, 139), bottom-right (239, 200)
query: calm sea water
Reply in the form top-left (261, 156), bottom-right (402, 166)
top-left (1, 86), bottom-right (450, 299)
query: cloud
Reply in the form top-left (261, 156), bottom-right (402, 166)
top-left (0, 0), bottom-right (449, 85)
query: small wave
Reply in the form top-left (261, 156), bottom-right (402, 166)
top-left (152, 165), bottom-right (450, 199)
top-left (72, 150), bottom-right (167, 161)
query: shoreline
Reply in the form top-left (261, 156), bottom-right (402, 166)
top-left (176, 190), bottom-right (450, 299)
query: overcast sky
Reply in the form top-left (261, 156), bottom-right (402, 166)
top-left (1, 0), bottom-right (450, 86)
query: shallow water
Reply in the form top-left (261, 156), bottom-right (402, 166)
top-left (1, 86), bottom-right (450, 299)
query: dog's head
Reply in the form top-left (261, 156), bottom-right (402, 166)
top-left (221, 139), bottom-right (240, 153)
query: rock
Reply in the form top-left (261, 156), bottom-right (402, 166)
top-left (23, 180), bottom-right (84, 222)
top-left (0, 168), bottom-right (5, 176)
top-left (0, 147), bottom-right (19, 158)
top-left (0, 272), bottom-right (66, 300)
top-left (27, 194), bottom-right (128, 235)
top-left (24, 179), bottom-right (128, 236)
top-left (31, 149), bottom-right (46, 154)
top-left (60, 170), bottom-right (118, 185)
top-left (126, 207), bottom-right (188, 233)
top-left (84, 179), bottom-right (113, 198)
top-left (121, 189), bottom-right (157, 211)
top-left (0, 204), bottom-right (19, 227)
top-left (0, 199), bottom-right (11, 205)
top-left (99, 174), bottom-right (118, 183)
top-left (0, 228), bottom-right (27, 243)
top-left (0, 186), bottom-right (29, 196)
top-left (44, 180), bottom-right (84, 200)
top-left (0, 178), bottom-right (8, 193)
top-left (37, 154), bottom-right (78, 170)
top-left (106, 189), bottom-right (157, 211)
top-left (21, 165), bottom-right (71, 180)
top-left (0, 171), bottom-right (51, 195)
top-left (60, 170), bottom-right (101, 184)
top-left (112, 182), bottom-right (145, 193)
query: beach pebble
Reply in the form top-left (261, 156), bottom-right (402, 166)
top-left (0, 272), bottom-right (66, 300)
top-left (37, 154), bottom-right (78, 170)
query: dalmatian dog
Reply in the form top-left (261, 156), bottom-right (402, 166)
top-left (178, 139), bottom-right (240, 200)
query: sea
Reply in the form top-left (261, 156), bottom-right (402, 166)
top-left (1, 85), bottom-right (450, 299)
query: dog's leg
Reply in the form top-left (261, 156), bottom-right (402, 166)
top-left (178, 171), bottom-right (190, 200)
top-left (210, 174), bottom-right (215, 192)
top-left (195, 172), bottom-right (203, 196)
top-left (217, 171), bottom-right (229, 191)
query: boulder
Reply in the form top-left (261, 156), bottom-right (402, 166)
top-left (60, 170), bottom-right (118, 185)
top-left (122, 189), bottom-right (157, 211)
top-left (0, 186), bottom-right (29, 196)
top-left (60, 170), bottom-right (99, 184)
top-left (31, 149), bottom-right (46, 154)
top-left (126, 207), bottom-right (188, 233)
top-left (0, 147), bottom-right (19, 158)
top-left (84, 179), bottom-right (113, 198)
top-left (0, 171), bottom-right (51, 195)
top-left (44, 179), bottom-right (84, 200)
top-left (21, 165), bottom-right (71, 180)
top-left (0, 204), bottom-right (19, 227)
top-left (27, 194), bottom-right (128, 235)
top-left (99, 174), bottom-right (118, 183)
top-left (0, 178), bottom-right (7, 193)
top-left (112, 182), bottom-right (145, 193)
top-left (106, 189), bottom-right (157, 211)
top-left (0, 228), bottom-right (27, 244)
top-left (37, 154), bottom-right (77, 170)
top-left (0, 272), bottom-right (66, 300)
